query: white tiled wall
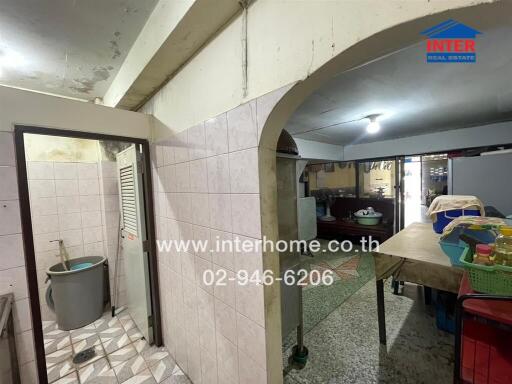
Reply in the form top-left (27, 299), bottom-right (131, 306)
top-left (0, 131), bottom-right (36, 383)
top-left (27, 160), bottom-right (106, 321)
top-left (152, 98), bottom-right (270, 384)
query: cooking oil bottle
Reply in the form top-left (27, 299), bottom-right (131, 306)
top-left (495, 227), bottom-right (512, 266)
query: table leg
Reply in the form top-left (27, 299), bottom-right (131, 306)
top-left (424, 286), bottom-right (432, 305)
top-left (454, 296), bottom-right (464, 384)
top-left (376, 279), bottom-right (386, 345)
top-left (392, 278), bottom-right (399, 295)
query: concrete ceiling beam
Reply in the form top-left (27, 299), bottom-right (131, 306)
top-left (104, 0), bottom-right (242, 111)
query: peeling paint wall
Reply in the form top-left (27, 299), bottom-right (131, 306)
top-left (24, 134), bottom-right (100, 162)
top-left (24, 134), bottom-right (132, 163)
top-left (103, 0), bottom-right (196, 107)
top-left (0, 0), bottom-right (158, 100)
top-left (141, 0), bottom-right (494, 137)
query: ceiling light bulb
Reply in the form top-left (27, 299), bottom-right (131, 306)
top-left (366, 117), bottom-right (380, 134)
top-left (0, 49), bottom-right (24, 70)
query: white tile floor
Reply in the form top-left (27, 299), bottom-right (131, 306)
top-left (42, 311), bottom-right (191, 384)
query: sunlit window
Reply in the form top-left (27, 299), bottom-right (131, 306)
top-left (358, 160), bottom-right (396, 199)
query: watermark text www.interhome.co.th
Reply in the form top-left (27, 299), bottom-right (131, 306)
top-left (156, 236), bottom-right (380, 287)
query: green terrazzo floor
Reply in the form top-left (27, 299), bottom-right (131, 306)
top-left (283, 279), bottom-right (454, 384)
top-left (282, 238), bottom-right (454, 383)
top-left (301, 247), bottom-right (374, 333)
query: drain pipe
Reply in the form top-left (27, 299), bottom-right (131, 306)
top-left (240, 0), bottom-right (249, 97)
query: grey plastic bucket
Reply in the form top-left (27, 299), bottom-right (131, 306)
top-left (46, 256), bottom-right (106, 330)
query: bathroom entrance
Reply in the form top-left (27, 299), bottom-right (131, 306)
top-left (14, 126), bottom-right (161, 384)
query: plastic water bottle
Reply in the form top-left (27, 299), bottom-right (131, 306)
top-left (495, 227), bottom-right (512, 266)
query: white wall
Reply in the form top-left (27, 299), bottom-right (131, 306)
top-left (0, 85), bottom-right (151, 138)
top-left (142, 0), bottom-right (493, 137)
top-left (343, 122), bottom-right (512, 160)
top-left (294, 138), bottom-right (343, 161)
top-left (450, 153), bottom-right (512, 215)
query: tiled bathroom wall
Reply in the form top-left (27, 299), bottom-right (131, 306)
top-left (149, 87), bottom-right (287, 384)
top-left (27, 160), bottom-right (106, 321)
top-left (0, 131), bottom-right (37, 383)
top-left (27, 159), bottom-right (127, 320)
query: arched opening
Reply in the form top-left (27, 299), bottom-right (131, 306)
top-left (258, 2), bottom-right (512, 382)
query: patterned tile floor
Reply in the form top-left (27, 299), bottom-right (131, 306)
top-left (42, 311), bottom-right (191, 384)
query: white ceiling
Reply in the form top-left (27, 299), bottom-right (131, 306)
top-left (0, 0), bottom-right (158, 100)
top-left (286, 23), bottom-right (512, 146)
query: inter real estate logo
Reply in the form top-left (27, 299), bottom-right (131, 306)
top-left (421, 19), bottom-right (481, 63)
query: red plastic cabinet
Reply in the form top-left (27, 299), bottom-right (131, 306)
top-left (455, 273), bottom-right (512, 383)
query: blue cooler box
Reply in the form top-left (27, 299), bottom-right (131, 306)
top-left (433, 209), bottom-right (481, 234)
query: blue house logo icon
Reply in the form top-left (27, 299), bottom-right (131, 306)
top-left (421, 20), bottom-right (482, 63)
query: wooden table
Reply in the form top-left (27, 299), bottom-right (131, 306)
top-left (372, 222), bottom-right (464, 344)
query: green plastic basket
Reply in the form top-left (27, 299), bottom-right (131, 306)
top-left (460, 247), bottom-right (512, 295)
